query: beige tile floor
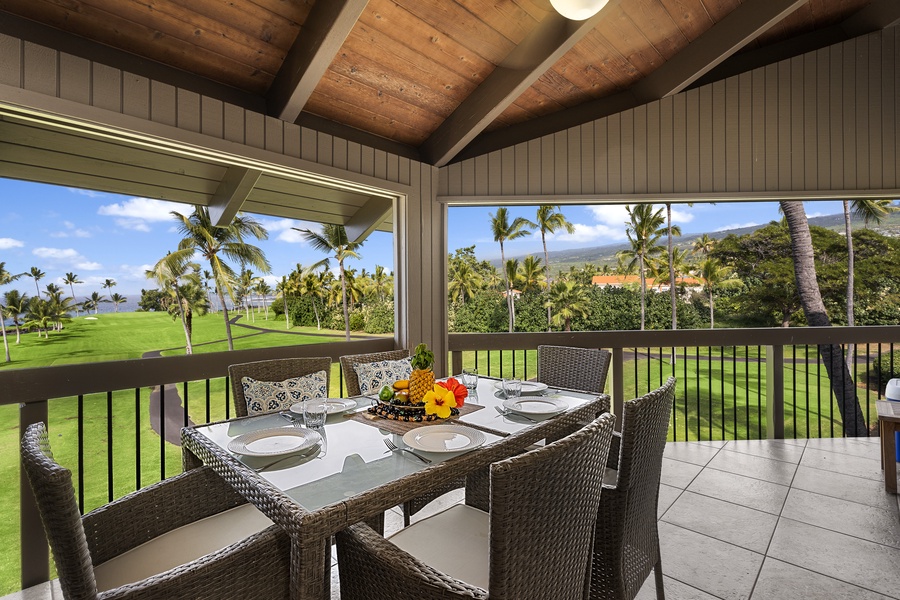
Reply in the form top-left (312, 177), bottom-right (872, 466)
top-left (11, 438), bottom-right (900, 600)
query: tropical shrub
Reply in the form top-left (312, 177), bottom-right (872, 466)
top-left (875, 351), bottom-right (900, 387)
top-left (363, 302), bottom-right (394, 334)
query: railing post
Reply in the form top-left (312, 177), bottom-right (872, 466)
top-left (612, 347), bottom-right (625, 430)
top-left (450, 351), bottom-right (462, 376)
top-left (21, 400), bottom-right (49, 589)
top-left (766, 346), bottom-right (784, 439)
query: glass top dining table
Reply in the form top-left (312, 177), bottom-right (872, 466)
top-left (181, 375), bottom-right (610, 600)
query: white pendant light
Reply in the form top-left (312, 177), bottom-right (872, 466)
top-left (550, 0), bottom-right (609, 21)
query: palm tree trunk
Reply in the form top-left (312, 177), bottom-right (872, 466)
top-left (843, 200), bottom-right (855, 371)
top-left (2, 322), bottom-right (10, 362)
top-left (175, 291), bottom-right (193, 355)
top-left (780, 200), bottom-right (867, 436)
top-left (69, 284), bottom-right (78, 317)
top-left (216, 287), bottom-right (235, 351)
top-left (14, 322), bottom-right (21, 344)
top-left (261, 294), bottom-right (269, 319)
top-left (639, 253), bottom-right (646, 330)
top-left (542, 234), bottom-right (552, 332)
top-left (340, 261), bottom-right (351, 341)
top-left (708, 287), bottom-right (714, 328)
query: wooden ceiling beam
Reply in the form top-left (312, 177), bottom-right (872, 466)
top-left (268, 0), bottom-right (368, 123)
top-left (693, 0), bottom-right (900, 89)
top-left (456, 0), bottom-right (806, 163)
top-left (209, 166), bottom-right (262, 227)
top-left (344, 196), bottom-right (392, 244)
top-left (420, 10), bottom-right (607, 168)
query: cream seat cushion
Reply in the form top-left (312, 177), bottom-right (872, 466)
top-left (93, 502), bottom-right (273, 592)
top-left (387, 503), bottom-right (490, 591)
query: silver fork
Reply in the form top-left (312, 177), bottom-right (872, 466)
top-left (383, 438), bottom-right (431, 464)
top-left (494, 405), bottom-right (539, 423)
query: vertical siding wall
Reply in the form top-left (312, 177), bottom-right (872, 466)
top-left (0, 32), bottom-right (447, 369)
top-left (441, 29), bottom-right (900, 199)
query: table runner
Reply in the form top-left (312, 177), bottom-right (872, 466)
top-left (346, 403), bottom-right (485, 436)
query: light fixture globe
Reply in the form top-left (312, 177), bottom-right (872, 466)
top-left (550, 0), bottom-right (609, 21)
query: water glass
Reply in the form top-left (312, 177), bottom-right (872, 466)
top-left (502, 378), bottom-right (522, 400)
top-left (460, 369), bottom-right (479, 392)
top-left (302, 400), bottom-right (328, 429)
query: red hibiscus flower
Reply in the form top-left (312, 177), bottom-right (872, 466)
top-left (438, 377), bottom-right (468, 407)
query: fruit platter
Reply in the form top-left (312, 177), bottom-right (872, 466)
top-left (368, 343), bottom-right (468, 422)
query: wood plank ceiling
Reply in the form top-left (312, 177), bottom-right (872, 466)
top-left (1, 0), bottom-right (893, 167)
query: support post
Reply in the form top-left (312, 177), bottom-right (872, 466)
top-left (612, 347), bottom-right (625, 430)
top-left (766, 345), bottom-right (785, 439)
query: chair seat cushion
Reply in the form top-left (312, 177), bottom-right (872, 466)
top-left (388, 503), bottom-right (490, 590)
top-left (93, 502), bottom-right (273, 592)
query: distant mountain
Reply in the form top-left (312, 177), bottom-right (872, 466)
top-left (492, 209), bottom-right (900, 272)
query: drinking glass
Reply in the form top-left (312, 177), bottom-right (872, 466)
top-left (460, 369), bottom-right (479, 392)
top-left (502, 378), bottom-right (522, 400)
top-left (302, 400), bottom-right (328, 429)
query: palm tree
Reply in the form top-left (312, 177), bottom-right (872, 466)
top-left (617, 204), bottom-right (666, 330)
top-left (698, 258), bottom-right (729, 328)
top-left (518, 255), bottom-right (546, 294)
top-left (780, 200), bottom-right (867, 437)
top-left (63, 272), bottom-right (83, 316)
top-left (237, 268), bottom-right (257, 322)
top-left (490, 207), bottom-right (535, 332)
top-left (202, 269), bottom-right (217, 312)
top-left (504, 258), bottom-right (524, 329)
top-left (663, 203), bottom-right (685, 336)
top-left (448, 261), bottom-right (481, 304)
top-left (3, 289), bottom-right (27, 345)
top-left (27, 267), bottom-right (45, 298)
top-left (300, 266), bottom-right (329, 330)
top-left (101, 278), bottom-right (116, 303)
top-left (0, 263), bottom-right (23, 362)
top-left (173, 207), bottom-right (271, 351)
top-left (87, 291), bottom-right (108, 314)
top-left (545, 280), bottom-right (590, 331)
top-left (842, 199), bottom-right (898, 367)
top-left (536, 205), bottom-right (575, 329)
top-left (45, 290), bottom-right (74, 332)
top-left (372, 265), bottom-right (391, 302)
top-left (110, 293), bottom-right (127, 312)
top-left (255, 280), bottom-right (272, 319)
top-left (25, 297), bottom-right (53, 339)
top-left (295, 224), bottom-right (362, 341)
top-left (146, 250), bottom-right (200, 354)
top-left (692, 233), bottom-right (716, 257)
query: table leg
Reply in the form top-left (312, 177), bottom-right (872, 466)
top-left (290, 537), bottom-right (329, 600)
top-left (883, 421), bottom-right (897, 494)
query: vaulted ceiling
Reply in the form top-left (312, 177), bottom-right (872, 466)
top-left (0, 0), bottom-right (898, 169)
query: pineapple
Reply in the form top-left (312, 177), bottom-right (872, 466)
top-left (409, 343), bottom-right (435, 403)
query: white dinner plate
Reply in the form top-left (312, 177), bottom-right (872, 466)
top-left (493, 380), bottom-right (549, 395)
top-left (290, 398), bottom-right (358, 415)
top-left (402, 425), bottom-right (486, 453)
top-left (228, 427), bottom-right (322, 457)
top-left (501, 397), bottom-right (568, 415)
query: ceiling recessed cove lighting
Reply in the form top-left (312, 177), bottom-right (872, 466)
top-left (550, 0), bottom-right (609, 21)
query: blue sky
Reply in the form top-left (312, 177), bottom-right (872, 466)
top-left (1, 177), bottom-right (849, 295)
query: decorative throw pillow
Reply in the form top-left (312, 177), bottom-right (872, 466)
top-left (355, 358), bottom-right (413, 395)
top-left (241, 370), bottom-right (328, 416)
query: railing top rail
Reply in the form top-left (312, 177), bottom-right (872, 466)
top-left (448, 326), bottom-right (900, 352)
top-left (0, 337), bottom-right (396, 406)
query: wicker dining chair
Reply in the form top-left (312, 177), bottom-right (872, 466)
top-left (229, 356), bottom-right (332, 418)
top-left (590, 377), bottom-right (677, 600)
top-left (339, 349), bottom-right (410, 397)
top-left (537, 344), bottom-right (611, 394)
top-left (21, 422), bottom-right (291, 600)
top-left (336, 412), bottom-right (616, 600)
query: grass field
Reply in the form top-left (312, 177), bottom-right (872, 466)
top-left (0, 313), bottom-right (879, 594)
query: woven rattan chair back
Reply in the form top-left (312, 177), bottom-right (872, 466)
top-left (488, 412), bottom-right (616, 600)
top-left (590, 376), bottom-right (677, 600)
top-left (22, 422), bottom-right (99, 600)
top-left (339, 349), bottom-right (409, 397)
top-left (537, 345), bottom-right (611, 393)
top-left (229, 356), bottom-right (332, 417)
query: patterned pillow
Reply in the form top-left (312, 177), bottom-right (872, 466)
top-left (241, 370), bottom-right (328, 416)
top-left (355, 358), bottom-right (413, 395)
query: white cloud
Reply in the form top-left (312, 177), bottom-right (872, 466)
top-left (69, 188), bottom-right (105, 198)
top-left (50, 228), bottom-right (92, 239)
top-left (715, 222), bottom-right (759, 232)
top-left (97, 198), bottom-right (188, 232)
top-left (257, 217), bottom-right (317, 244)
top-left (33, 247), bottom-right (80, 260)
top-left (0, 238), bottom-right (24, 249)
top-left (33, 247), bottom-right (103, 271)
